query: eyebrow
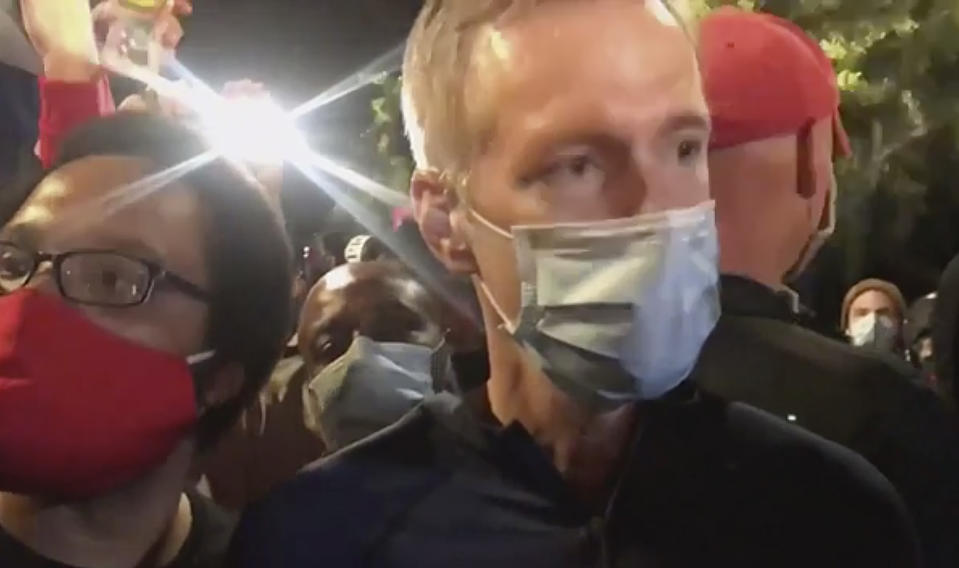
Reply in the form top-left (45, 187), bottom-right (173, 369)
top-left (0, 224), bottom-right (42, 249)
top-left (0, 226), bottom-right (165, 264)
top-left (77, 235), bottom-right (166, 264)
top-left (656, 112), bottom-right (712, 138)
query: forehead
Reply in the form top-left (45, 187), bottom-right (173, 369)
top-left (851, 290), bottom-right (896, 310)
top-left (4, 155), bottom-right (208, 279)
top-left (465, 1), bottom-right (703, 143)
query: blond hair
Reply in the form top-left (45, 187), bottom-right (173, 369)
top-left (401, 0), bottom-right (690, 182)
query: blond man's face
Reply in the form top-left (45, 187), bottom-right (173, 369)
top-left (447, 0), bottom-right (710, 322)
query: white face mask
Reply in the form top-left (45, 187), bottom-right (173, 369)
top-left (304, 336), bottom-right (440, 450)
top-left (786, 172), bottom-right (837, 282)
top-left (472, 200), bottom-right (721, 408)
top-left (849, 313), bottom-right (898, 352)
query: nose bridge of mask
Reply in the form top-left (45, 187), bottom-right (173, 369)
top-left (518, 202), bottom-right (717, 307)
top-left (850, 311), bottom-right (897, 348)
top-left (851, 312), bottom-right (879, 334)
top-left (308, 335), bottom-right (436, 408)
top-left (534, 204), bottom-right (718, 359)
top-left (472, 202), bottom-right (717, 327)
top-left (305, 335), bottom-right (436, 447)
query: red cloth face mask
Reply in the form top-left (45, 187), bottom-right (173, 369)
top-left (0, 290), bottom-right (202, 499)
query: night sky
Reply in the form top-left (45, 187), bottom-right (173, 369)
top-left (174, 0), bottom-right (424, 240)
top-left (179, 0), bottom-right (421, 146)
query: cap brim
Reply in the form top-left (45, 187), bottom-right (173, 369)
top-left (832, 111), bottom-right (851, 158)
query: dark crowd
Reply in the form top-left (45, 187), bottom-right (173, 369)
top-left (1, 1), bottom-right (959, 567)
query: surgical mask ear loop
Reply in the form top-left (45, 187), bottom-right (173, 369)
top-left (466, 203), bottom-right (521, 336)
top-left (476, 279), bottom-right (519, 336)
top-left (187, 350), bottom-right (218, 416)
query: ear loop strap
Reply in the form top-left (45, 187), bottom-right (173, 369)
top-left (187, 350), bottom-right (218, 416)
top-left (469, 207), bottom-right (513, 240)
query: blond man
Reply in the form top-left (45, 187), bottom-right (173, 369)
top-left (228, 2), bottom-right (918, 565)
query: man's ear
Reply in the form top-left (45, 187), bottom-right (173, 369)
top-left (199, 362), bottom-right (245, 414)
top-left (410, 170), bottom-right (478, 274)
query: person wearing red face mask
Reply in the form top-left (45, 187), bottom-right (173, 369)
top-left (0, 113), bottom-right (292, 568)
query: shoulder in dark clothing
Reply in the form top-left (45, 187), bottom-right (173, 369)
top-left (227, 405), bottom-right (448, 568)
top-left (0, 492), bottom-right (236, 568)
top-left (695, 303), bottom-right (959, 567)
top-left (172, 491), bottom-right (238, 568)
top-left (229, 391), bottom-right (918, 568)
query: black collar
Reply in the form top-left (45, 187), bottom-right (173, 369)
top-left (719, 274), bottom-right (814, 323)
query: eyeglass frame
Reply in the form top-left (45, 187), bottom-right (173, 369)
top-left (0, 241), bottom-right (211, 307)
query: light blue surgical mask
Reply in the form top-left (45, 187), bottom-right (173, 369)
top-left (472, 201), bottom-right (721, 409)
top-left (304, 336), bottom-right (442, 450)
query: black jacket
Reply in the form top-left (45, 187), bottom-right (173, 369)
top-left (229, 391), bottom-right (918, 567)
top-left (693, 274), bottom-right (959, 567)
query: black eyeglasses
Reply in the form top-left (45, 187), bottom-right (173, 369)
top-left (0, 241), bottom-right (210, 307)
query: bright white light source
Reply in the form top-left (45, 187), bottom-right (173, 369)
top-left (787, 414), bottom-right (798, 423)
top-left (199, 96), bottom-right (309, 165)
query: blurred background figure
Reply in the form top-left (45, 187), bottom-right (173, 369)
top-left (342, 233), bottom-right (392, 264)
top-left (841, 278), bottom-right (907, 356)
top-left (1, 0), bottom-right (39, 186)
top-left (905, 292), bottom-right (938, 383)
top-left (201, 259), bottom-right (457, 509)
top-left (299, 261), bottom-right (447, 451)
top-left (934, 257), bottom-right (959, 410)
top-left (693, 8), bottom-right (959, 566)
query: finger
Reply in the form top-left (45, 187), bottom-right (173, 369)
top-left (173, 0), bottom-right (194, 16)
top-left (222, 80), bottom-right (268, 99)
top-left (155, 17), bottom-right (184, 50)
top-left (118, 94), bottom-right (152, 114)
top-left (90, 1), bottom-right (116, 23)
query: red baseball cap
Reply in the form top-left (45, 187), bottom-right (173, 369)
top-left (699, 7), bottom-right (851, 157)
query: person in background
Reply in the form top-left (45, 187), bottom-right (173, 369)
top-left (0, 49), bottom-right (39, 187)
top-left (229, 1), bottom-right (918, 566)
top-left (299, 261), bottom-right (449, 451)
top-left (300, 233), bottom-right (339, 289)
top-left (841, 278), bottom-right (907, 355)
top-left (19, 0), bottom-right (191, 168)
top-left (692, 7), bottom-right (959, 566)
top-left (342, 233), bottom-right (392, 264)
top-left (905, 292), bottom-right (938, 384)
top-left (200, 260), bottom-right (451, 509)
top-left (934, 258), bottom-right (959, 411)
top-left (0, 113), bottom-right (291, 567)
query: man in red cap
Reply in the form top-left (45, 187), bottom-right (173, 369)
top-left (692, 8), bottom-right (959, 567)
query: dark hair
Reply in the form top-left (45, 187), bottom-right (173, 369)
top-left (54, 113), bottom-right (293, 449)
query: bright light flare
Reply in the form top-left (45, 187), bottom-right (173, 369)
top-left (291, 42), bottom-right (404, 119)
top-left (199, 96), bottom-right (310, 165)
top-left (305, 152), bottom-right (409, 208)
top-left (97, 53), bottom-right (482, 332)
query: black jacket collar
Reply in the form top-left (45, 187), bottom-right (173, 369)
top-left (719, 274), bottom-right (816, 324)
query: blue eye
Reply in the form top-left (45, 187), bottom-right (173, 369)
top-left (534, 153), bottom-right (606, 194)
